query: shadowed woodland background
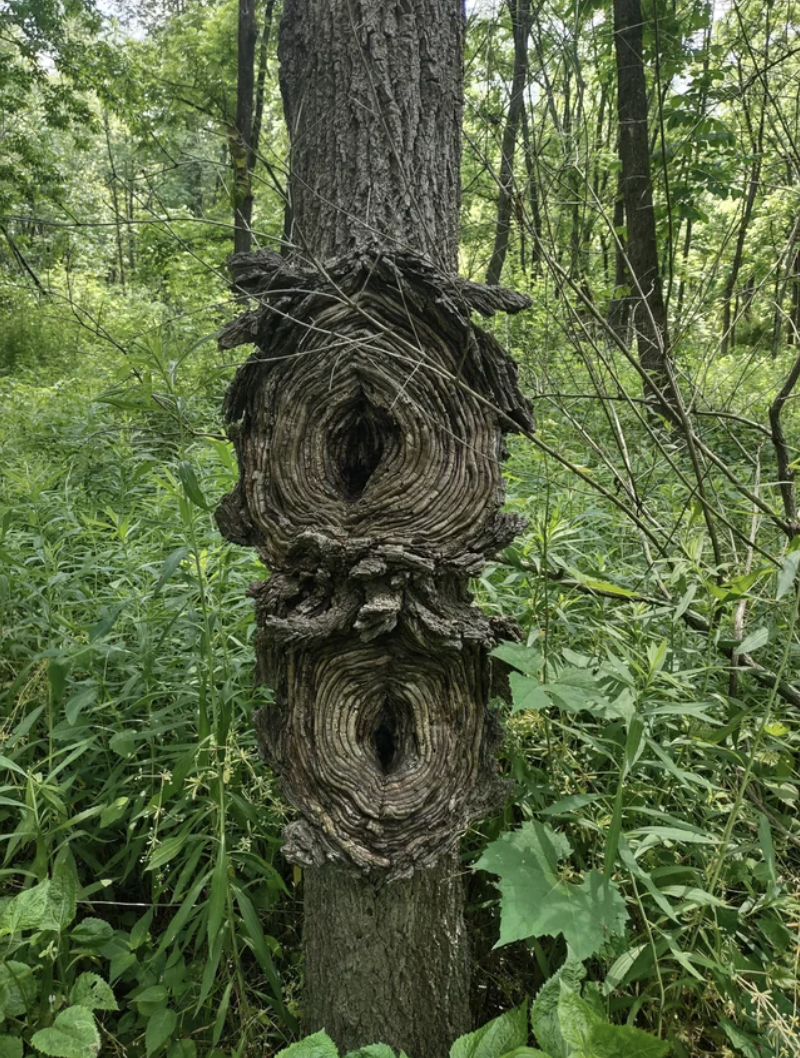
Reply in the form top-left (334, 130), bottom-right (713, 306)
top-left (2, 0), bottom-right (800, 1056)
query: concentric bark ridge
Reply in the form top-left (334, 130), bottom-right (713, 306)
top-left (217, 250), bottom-right (532, 877)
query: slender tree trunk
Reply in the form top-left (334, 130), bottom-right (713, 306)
top-left (251, 0), bottom-right (276, 160)
top-left (232, 0), bottom-right (258, 253)
top-left (607, 180), bottom-right (631, 341)
top-left (519, 106), bottom-right (542, 271)
top-left (613, 0), bottom-right (671, 409)
top-left (486, 0), bottom-right (531, 286)
top-left (103, 112), bottom-right (126, 288)
top-left (217, 3), bottom-right (532, 1055)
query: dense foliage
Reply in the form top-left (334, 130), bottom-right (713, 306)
top-left (1, 0), bottom-right (799, 1057)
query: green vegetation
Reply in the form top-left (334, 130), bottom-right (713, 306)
top-left (2, 0), bottom-right (800, 1056)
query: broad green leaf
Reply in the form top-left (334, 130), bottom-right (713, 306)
top-left (541, 669), bottom-right (611, 717)
top-left (109, 732), bottom-right (135, 758)
top-left (146, 1008), bottom-right (176, 1057)
top-left (211, 981), bottom-right (231, 1046)
top-left (70, 919), bottom-right (114, 947)
top-left (69, 973), bottom-right (117, 1012)
top-left (449, 1003), bottom-right (528, 1058)
top-left (130, 908), bottom-right (154, 950)
top-left (576, 1021), bottom-right (669, 1058)
top-left (276, 1031), bottom-right (339, 1058)
top-left (557, 988), bottom-right (599, 1052)
top-left (2, 881), bottom-right (51, 932)
top-left (344, 1047), bottom-right (396, 1058)
top-left (776, 550), bottom-right (800, 600)
top-left (734, 627), bottom-right (769, 655)
top-left (135, 985), bottom-right (168, 1010)
top-left (475, 822), bottom-right (627, 960)
top-left (48, 859), bottom-right (78, 930)
top-left (0, 1036), bottom-right (23, 1058)
top-left (499, 1051), bottom-right (552, 1058)
top-left (491, 641), bottom-right (543, 676)
top-left (530, 954), bottom-right (585, 1058)
top-left (31, 1006), bottom-right (100, 1058)
top-left (509, 673), bottom-right (551, 713)
top-left (0, 962), bottom-right (37, 1017)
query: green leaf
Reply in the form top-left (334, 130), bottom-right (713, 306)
top-left (146, 1009), bottom-right (177, 1057)
top-left (542, 668), bottom-right (610, 716)
top-left (509, 673), bottom-right (552, 712)
top-left (178, 462), bottom-right (211, 510)
top-left (48, 660), bottom-right (69, 705)
top-left (557, 989), bottom-right (668, 1058)
top-left (757, 814), bottom-right (777, 885)
top-left (344, 1047), bottom-right (396, 1058)
top-left (557, 988), bottom-right (599, 1053)
top-left (585, 1022), bottom-right (669, 1057)
top-left (475, 822), bottom-right (627, 960)
top-left (530, 954), bottom-right (585, 1058)
top-left (777, 550), bottom-right (800, 600)
top-left (734, 627), bottom-right (769, 655)
top-left (99, 797), bottom-right (129, 828)
top-left (276, 1031), bottom-right (339, 1058)
top-left (718, 1017), bottom-right (760, 1058)
top-left (449, 1003), bottom-right (528, 1058)
top-left (0, 754), bottom-right (27, 778)
top-left (0, 1036), bottom-right (23, 1058)
top-left (1, 881), bottom-right (52, 932)
top-left (155, 547), bottom-right (189, 592)
top-left (167, 1042), bottom-right (197, 1058)
top-left (491, 641), bottom-right (542, 676)
top-left (109, 732), bottom-right (135, 758)
top-left (31, 1006), bottom-right (100, 1058)
top-left (0, 962), bottom-right (37, 1017)
top-left (65, 686), bottom-right (97, 726)
top-left (147, 834), bottom-right (189, 871)
top-left (69, 973), bottom-right (117, 1012)
top-left (48, 859), bottom-right (78, 930)
top-left (70, 919), bottom-right (114, 946)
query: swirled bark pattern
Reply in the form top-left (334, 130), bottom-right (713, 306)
top-left (217, 250), bottom-right (531, 878)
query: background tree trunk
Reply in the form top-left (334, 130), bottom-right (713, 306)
top-left (486, 0), bottom-right (532, 286)
top-left (232, 0), bottom-right (257, 253)
top-left (613, 0), bottom-right (671, 409)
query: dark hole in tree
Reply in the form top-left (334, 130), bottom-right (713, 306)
top-left (374, 701), bottom-right (401, 774)
top-left (337, 395), bottom-right (397, 502)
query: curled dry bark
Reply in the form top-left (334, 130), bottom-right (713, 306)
top-left (217, 248), bottom-right (532, 881)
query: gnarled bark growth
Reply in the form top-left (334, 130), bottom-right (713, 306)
top-left (218, 250), bottom-right (531, 883)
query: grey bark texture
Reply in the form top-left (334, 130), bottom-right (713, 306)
top-left (279, 0), bottom-right (463, 270)
top-left (216, 3), bottom-right (532, 1054)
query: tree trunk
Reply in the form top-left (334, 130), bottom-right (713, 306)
top-left (232, 0), bottom-right (257, 253)
top-left (613, 0), bottom-right (671, 410)
top-left (303, 854), bottom-right (469, 1054)
top-left (486, 0), bottom-right (532, 286)
top-left (216, 2), bottom-right (533, 1055)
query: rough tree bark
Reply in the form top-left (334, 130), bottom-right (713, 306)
top-left (613, 0), bottom-right (671, 410)
top-left (216, 3), bottom-right (532, 1055)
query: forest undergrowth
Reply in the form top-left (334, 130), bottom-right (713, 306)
top-left (1, 288), bottom-right (799, 1058)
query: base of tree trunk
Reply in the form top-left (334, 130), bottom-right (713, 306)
top-left (303, 852), bottom-right (471, 1057)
